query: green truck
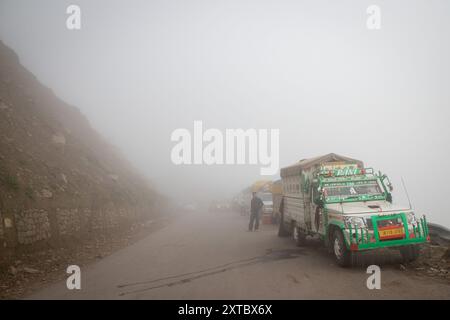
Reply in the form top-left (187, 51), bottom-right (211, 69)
top-left (278, 153), bottom-right (429, 267)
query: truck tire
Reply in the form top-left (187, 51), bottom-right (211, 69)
top-left (293, 225), bottom-right (306, 246)
top-left (332, 229), bottom-right (351, 267)
top-left (278, 212), bottom-right (290, 237)
top-left (400, 245), bottom-right (420, 263)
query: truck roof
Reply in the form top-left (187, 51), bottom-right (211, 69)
top-left (280, 153), bottom-right (364, 177)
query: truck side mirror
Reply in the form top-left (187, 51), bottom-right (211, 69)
top-left (386, 193), bottom-right (392, 203)
top-left (316, 198), bottom-right (324, 207)
top-left (314, 191), bottom-right (324, 207)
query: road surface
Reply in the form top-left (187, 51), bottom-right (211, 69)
top-left (30, 209), bottom-right (450, 299)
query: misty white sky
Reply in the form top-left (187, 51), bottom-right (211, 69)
top-left (0, 0), bottom-right (449, 226)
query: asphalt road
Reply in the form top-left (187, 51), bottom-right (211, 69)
top-left (30, 209), bottom-right (450, 299)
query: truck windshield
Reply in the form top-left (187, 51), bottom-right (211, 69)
top-left (323, 181), bottom-right (382, 199)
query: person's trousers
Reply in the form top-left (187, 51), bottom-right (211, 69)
top-left (248, 211), bottom-right (260, 231)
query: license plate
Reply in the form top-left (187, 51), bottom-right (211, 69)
top-left (378, 227), bottom-right (405, 240)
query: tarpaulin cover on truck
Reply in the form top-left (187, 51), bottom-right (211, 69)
top-left (280, 153), bottom-right (364, 177)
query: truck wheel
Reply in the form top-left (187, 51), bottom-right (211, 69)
top-left (332, 229), bottom-right (351, 267)
top-left (278, 213), bottom-right (290, 237)
top-left (400, 245), bottom-right (420, 263)
top-left (293, 225), bottom-right (306, 246)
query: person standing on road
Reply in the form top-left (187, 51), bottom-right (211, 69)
top-left (249, 192), bottom-right (264, 231)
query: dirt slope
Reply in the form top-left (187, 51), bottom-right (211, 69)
top-left (0, 39), bottom-right (161, 239)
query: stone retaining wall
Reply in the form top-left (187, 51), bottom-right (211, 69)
top-left (0, 205), bottom-right (148, 247)
top-left (56, 208), bottom-right (82, 236)
top-left (0, 211), bottom-right (4, 240)
top-left (15, 209), bottom-right (51, 244)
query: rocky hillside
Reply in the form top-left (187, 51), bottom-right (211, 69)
top-left (0, 40), bottom-right (161, 248)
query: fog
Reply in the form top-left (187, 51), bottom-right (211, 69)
top-left (0, 0), bottom-right (449, 226)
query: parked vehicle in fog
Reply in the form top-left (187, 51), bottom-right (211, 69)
top-left (278, 153), bottom-right (430, 267)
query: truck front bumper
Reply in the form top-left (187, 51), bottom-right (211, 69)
top-left (344, 214), bottom-right (430, 251)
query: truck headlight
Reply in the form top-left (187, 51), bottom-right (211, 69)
top-left (344, 216), bottom-right (366, 228)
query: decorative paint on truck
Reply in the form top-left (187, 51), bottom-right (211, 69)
top-left (278, 153), bottom-right (429, 267)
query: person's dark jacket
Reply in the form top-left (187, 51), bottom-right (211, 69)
top-left (251, 196), bottom-right (264, 215)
